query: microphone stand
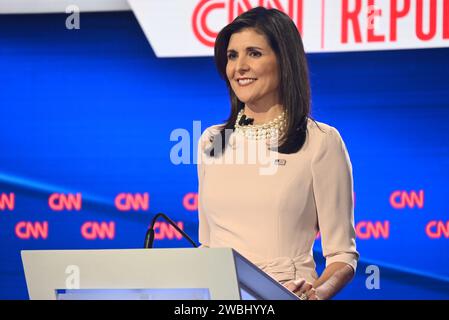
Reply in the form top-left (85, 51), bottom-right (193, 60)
top-left (144, 213), bottom-right (198, 249)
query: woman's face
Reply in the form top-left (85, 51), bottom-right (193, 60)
top-left (226, 28), bottom-right (280, 108)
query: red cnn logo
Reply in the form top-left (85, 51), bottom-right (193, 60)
top-left (426, 220), bottom-right (449, 239)
top-left (390, 190), bottom-right (424, 209)
top-left (0, 193), bottom-right (15, 210)
top-left (154, 221), bottom-right (184, 240)
top-left (81, 221), bottom-right (115, 240)
top-left (192, 0), bottom-right (304, 47)
top-left (356, 221), bottom-right (390, 239)
top-left (183, 193), bottom-right (198, 211)
top-left (15, 221), bottom-right (48, 240)
top-left (115, 193), bottom-right (149, 211)
top-left (48, 193), bottom-right (82, 211)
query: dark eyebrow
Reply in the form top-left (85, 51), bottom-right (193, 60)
top-left (246, 46), bottom-right (263, 51)
top-left (227, 46), bottom-right (264, 53)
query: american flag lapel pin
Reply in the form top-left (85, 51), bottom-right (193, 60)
top-left (274, 159), bottom-right (287, 166)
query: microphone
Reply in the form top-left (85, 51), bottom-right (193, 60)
top-left (238, 114), bottom-right (254, 126)
top-left (144, 213), bottom-right (198, 249)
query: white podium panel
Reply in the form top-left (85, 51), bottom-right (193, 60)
top-left (21, 248), bottom-right (299, 300)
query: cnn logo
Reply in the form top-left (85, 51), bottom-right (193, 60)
top-left (0, 193), bottom-right (15, 211)
top-left (49, 193), bottom-right (82, 211)
top-left (356, 221), bottom-right (390, 239)
top-left (183, 193), bottom-right (198, 211)
top-left (153, 221), bottom-right (184, 240)
top-left (15, 221), bottom-right (48, 240)
top-left (115, 193), bottom-right (149, 211)
top-left (81, 221), bottom-right (115, 240)
top-left (390, 190), bottom-right (424, 209)
top-left (426, 220), bottom-right (449, 239)
top-left (192, 0), bottom-right (304, 47)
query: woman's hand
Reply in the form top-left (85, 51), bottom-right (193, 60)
top-left (284, 278), bottom-right (321, 300)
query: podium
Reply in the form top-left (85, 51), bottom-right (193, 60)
top-left (21, 248), bottom-right (299, 300)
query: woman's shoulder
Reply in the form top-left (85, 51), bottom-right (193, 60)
top-left (203, 123), bottom-right (225, 136)
top-left (307, 118), bottom-right (338, 135)
top-left (200, 123), bottom-right (225, 142)
top-left (198, 123), bottom-right (225, 151)
top-left (306, 118), bottom-right (346, 149)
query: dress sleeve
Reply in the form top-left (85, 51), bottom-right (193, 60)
top-left (311, 126), bottom-right (359, 272)
top-left (197, 130), bottom-right (211, 248)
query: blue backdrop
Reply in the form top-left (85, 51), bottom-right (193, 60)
top-left (0, 11), bottom-right (448, 299)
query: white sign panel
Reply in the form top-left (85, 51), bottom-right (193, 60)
top-left (128, 0), bottom-right (449, 57)
top-left (0, 0), bottom-right (129, 14)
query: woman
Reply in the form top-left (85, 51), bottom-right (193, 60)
top-left (197, 7), bottom-right (359, 300)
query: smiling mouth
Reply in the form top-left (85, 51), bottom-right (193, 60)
top-left (237, 78), bottom-right (257, 86)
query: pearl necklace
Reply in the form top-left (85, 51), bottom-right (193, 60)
top-left (234, 109), bottom-right (287, 140)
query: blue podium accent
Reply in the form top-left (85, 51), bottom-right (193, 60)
top-left (56, 288), bottom-right (211, 300)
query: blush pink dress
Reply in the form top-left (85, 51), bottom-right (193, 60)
top-left (197, 119), bottom-right (359, 284)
